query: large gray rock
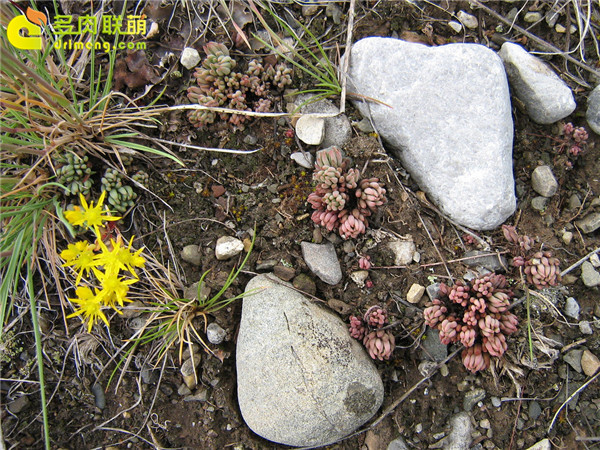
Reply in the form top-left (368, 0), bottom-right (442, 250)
top-left (586, 84), bottom-right (600, 134)
top-left (346, 37), bottom-right (515, 230)
top-left (499, 42), bottom-right (576, 124)
top-left (237, 274), bottom-right (383, 447)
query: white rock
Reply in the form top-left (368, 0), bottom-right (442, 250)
top-left (498, 42), bottom-right (576, 124)
top-left (346, 37), bottom-right (515, 230)
top-left (350, 270), bottom-right (369, 288)
top-left (531, 165), bottom-right (558, 197)
top-left (388, 239), bottom-right (416, 266)
top-left (448, 20), bottom-right (463, 33)
top-left (295, 115), bottom-right (325, 146)
top-left (237, 274), bottom-right (383, 447)
top-left (406, 283), bottom-right (425, 304)
top-left (180, 47), bottom-right (201, 70)
top-left (301, 242), bottom-right (342, 285)
top-left (215, 236), bottom-right (245, 260)
top-left (590, 253), bottom-right (600, 268)
top-left (524, 12), bottom-right (543, 23)
top-left (555, 23), bottom-right (577, 34)
top-left (207, 322), bottom-right (227, 344)
top-left (561, 230), bottom-right (573, 245)
top-left (579, 321), bottom-right (593, 335)
top-left (581, 261), bottom-right (600, 287)
top-left (456, 11), bottom-right (478, 29)
top-left (181, 244), bottom-right (202, 266)
top-left (581, 350), bottom-right (600, 376)
top-left (296, 94), bottom-right (352, 148)
top-left (290, 152), bottom-right (314, 169)
top-left (587, 84), bottom-right (600, 135)
top-left (526, 439), bottom-right (551, 450)
top-left (446, 412), bottom-right (473, 450)
top-left (564, 297), bottom-right (580, 320)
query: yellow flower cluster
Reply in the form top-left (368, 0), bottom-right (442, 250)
top-left (61, 192), bottom-right (145, 332)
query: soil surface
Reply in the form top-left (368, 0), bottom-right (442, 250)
top-left (2, 1), bottom-right (600, 449)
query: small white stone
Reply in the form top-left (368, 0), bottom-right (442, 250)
top-left (388, 239), bottom-right (416, 266)
top-left (480, 419), bottom-right (491, 429)
top-left (579, 321), bottom-right (593, 335)
top-left (350, 270), bottom-right (369, 288)
top-left (290, 152), bottom-right (314, 169)
top-left (181, 47), bottom-right (201, 70)
top-left (215, 236), bottom-right (245, 261)
top-left (406, 283), bottom-right (426, 304)
top-left (590, 253), bottom-right (600, 268)
top-left (448, 21), bottom-right (463, 33)
top-left (456, 11), bottom-right (478, 29)
top-left (555, 24), bottom-right (577, 34)
top-left (564, 297), bottom-right (580, 320)
top-left (561, 230), bottom-right (573, 245)
top-left (526, 439), bottom-right (551, 450)
top-left (295, 115), bottom-right (325, 146)
top-left (581, 261), bottom-right (600, 287)
top-left (581, 350), bottom-right (600, 377)
top-left (207, 322), bottom-right (227, 344)
top-left (524, 12), bottom-right (543, 23)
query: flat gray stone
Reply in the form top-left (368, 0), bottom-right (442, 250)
top-left (531, 165), bottom-right (558, 197)
top-left (301, 242), bottom-right (342, 285)
top-left (296, 94), bottom-right (352, 148)
top-left (446, 412), bottom-right (473, 450)
top-left (581, 262), bottom-right (600, 287)
top-left (296, 115), bottom-right (325, 146)
top-left (526, 439), bottom-right (551, 450)
top-left (346, 37), bottom-right (515, 230)
top-left (237, 274), bottom-right (383, 447)
top-left (420, 328), bottom-right (448, 362)
top-left (181, 244), bottom-right (202, 266)
top-left (499, 42), bottom-right (576, 124)
top-left (463, 250), bottom-right (508, 271)
top-left (587, 84), bottom-right (600, 134)
top-left (577, 212), bottom-right (600, 233)
top-left (563, 349), bottom-right (583, 373)
top-left (564, 297), bottom-right (580, 320)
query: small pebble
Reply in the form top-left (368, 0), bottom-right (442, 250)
top-left (564, 297), bottom-right (580, 320)
top-left (531, 196), bottom-right (548, 212)
top-left (181, 244), bottom-right (202, 266)
top-left (479, 419), bottom-right (491, 429)
top-left (295, 115), bottom-right (325, 146)
top-left (273, 265), bottom-right (296, 281)
top-left (491, 397), bottom-right (502, 408)
top-left (206, 322), bottom-right (227, 344)
top-left (581, 262), bottom-right (600, 287)
top-left (563, 349), bottom-right (583, 373)
top-left (528, 401), bottom-right (542, 420)
top-left (91, 383), bottom-right (106, 410)
top-left (531, 165), bottom-right (558, 197)
top-left (590, 253), bottom-right (600, 268)
top-left (448, 20), bottom-right (463, 33)
top-left (576, 213), bottom-right (600, 234)
top-left (406, 283), bottom-right (425, 304)
top-left (526, 439), bottom-right (551, 450)
top-left (291, 152), bottom-right (314, 169)
top-left (579, 321), bottom-right (593, 335)
top-left (243, 134), bottom-right (258, 146)
top-left (293, 273), bottom-right (317, 296)
top-left (180, 47), bottom-right (201, 69)
top-left (524, 11), bottom-right (543, 23)
top-left (350, 270), bottom-right (369, 288)
top-left (215, 236), bottom-right (244, 261)
top-left (456, 10), bottom-right (478, 29)
top-left (561, 230), bottom-right (573, 245)
top-left (464, 388), bottom-right (486, 412)
top-left (581, 350), bottom-right (600, 376)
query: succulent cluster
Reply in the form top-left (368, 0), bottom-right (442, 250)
top-left (307, 147), bottom-right (387, 239)
top-left (187, 42), bottom-right (292, 130)
top-left (560, 122), bottom-right (589, 156)
top-left (502, 225), bottom-right (561, 290)
top-left (101, 168), bottom-right (138, 213)
top-left (54, 152), bottom-right (94, 196)
top-left (349, 306), bottom-right (395, 361)
top-left (423, 274), bottom-right (519, 373)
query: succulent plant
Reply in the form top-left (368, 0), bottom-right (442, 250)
top-left (101, 168), bottom-right (137, 213)
top-left (363, 329), bottom-right (395, 361)
top-left (308, 146), bottom-right (387, 240)
top-left (187, 42), bottom-right (292, 130)
top-left (364, 305), bottom-right (388, 328)
top-left (348, 315), bottom-right (365, 340)
top-left (131, 170), bottom-right (149, 188)
top-left (423, 273), bottom-right (519, 373)
top-left (54, 152), bottom-right (94, 196)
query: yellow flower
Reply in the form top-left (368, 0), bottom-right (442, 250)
top-left (66, 286), bottom-right (109, 332)
top-left (61, 240), bottom-right (98, 284)
top-left (94, 269), bottom-right (136, 310)
top-left (95, 235), bottom-right (146, 278)
top-left (64, 191), bottom-right (121, 236)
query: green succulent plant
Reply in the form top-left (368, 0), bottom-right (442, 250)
top-left (101, 168), bottom-right (138, 213)
top-left (54, 152), bottom-right (94, 196)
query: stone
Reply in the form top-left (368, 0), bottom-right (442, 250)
top-left (426, 283), bottom-right (441, 301)
top-left (446, 412), bottom-right (473, 450)
top-left (346, 37), bottom-right (515, 230)
top-left (273, 265), bottom-right (296, 282)
top-left (350, 270), bottom-right (369, 288)
top-left (462, 250), bottom-right (508, 271)
top-left (207, 322), bottom-right (227, 344)
top-left (215, 236), bottom-right (244, 260)
top-left (581, 350), bottom-right (600, 376)
top-left (387, 436), bottom-right (409, 450)
top-left (301, 242), bottom-right (342, 285)
top-left (524, 11), bottom-right (543, 23)
top-left (586, 84), bottom-right (600, 134)
top-left (526, 439), bottom-right (551, 450)
top-left (528, 401), bottom-right (542, 420)
top-left (456, 10), bottom-right (478, 29)
top-left (8, 395), bottom-right (30, 414)
top-left (291, 151), bottom-right (314, 169)
top-left (448, 21), bottom-right (463, 33)
top-left (237, 274), bottom-right (384, 447)
top-left (564, 297), bottom-right (580, 320)
top-left (579, 321), bottom-right (594, 335)
top-left (577, 213), bottom-right (600, 233)
top-left (293, 273), bottom-right (317, 296)
top-left (181, 244), bottom-right (202, 266)
top-left (295, 115), bottom-right (325, 146)
top-left (498, 42), bottom-right (576, 124)
top-left (420, 328), bottom-right (448, 362)
top-left (296, 94), bottom-right (352, 148)
top-left (531, 196), bottom-right (548, 211)
top-left (531, 166), bottom-right (558, 197)
top-left (406, 283), bottom-right (425, 304)
top-left (180, 47), bottom-right (201, 69)
top-left (491, 397), bottom-right (502, 408)
top-left (590, 253), bottom-right (600, 268)
top-left (581, 262), bottom-right (600, 287)
top-left (563, 349), bottom-right (583, 373)
top-left (181, 354), bottom-right (202, 389)
top-left (388, 239), bottom-right (416, 266)
top-left (183, 280), bottom-right (211, 302)
top-left (561, 230), bottom-right (573, 245)
top-left (479, 418), bottom-right (491, 429)
top-left (464, 388), bottom-right (486, 412)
